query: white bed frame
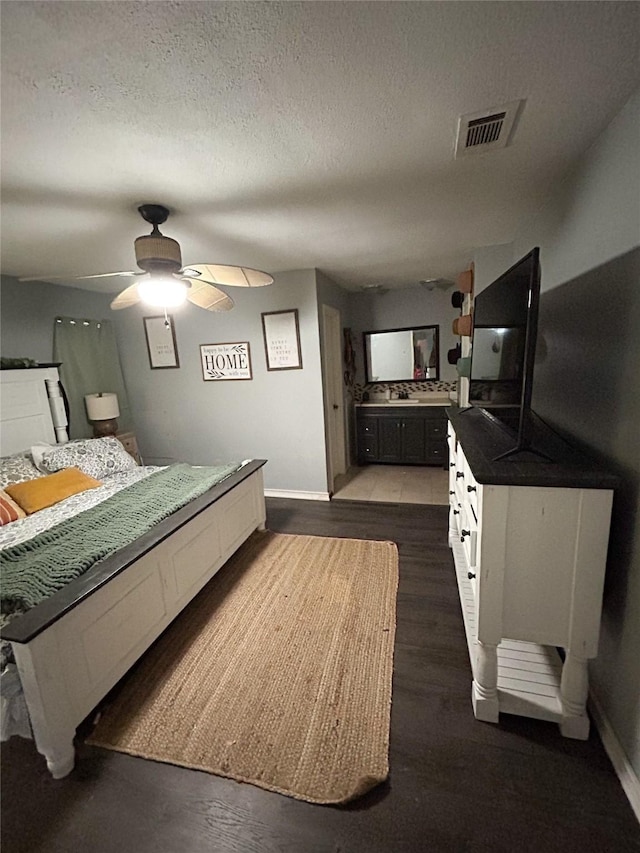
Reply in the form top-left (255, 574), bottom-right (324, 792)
top-left (0, 368), bottom-right (266, 778)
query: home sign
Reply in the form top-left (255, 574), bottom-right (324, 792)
top-left (200, 342), bottom-right (253, 381)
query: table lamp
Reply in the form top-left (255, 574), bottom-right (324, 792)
top-left (85, 392), bottom-right (120, 437)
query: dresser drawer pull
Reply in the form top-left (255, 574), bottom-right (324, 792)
top-left (449, 490), bottom-right (455, 496)
top-left (467, 485), bottom-right (477, 493)
top-left (449, 462), bottom-right (455, 468)
top-left (453, 509), bottom-right (460, 516)
top-left (461, 529), bottom-right (470, 540)
top-left (467, 572), bottom-right (476, 580)
top-left (456, 472), bottom-right (464, 479)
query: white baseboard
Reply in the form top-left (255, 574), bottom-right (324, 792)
top-left (590, 690), bottom-right (640, 824)
top-left (264, 489), bottom-right (330, 502)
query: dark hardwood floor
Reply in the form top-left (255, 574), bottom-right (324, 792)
top-left (2, 498), bottom-right (639, 853)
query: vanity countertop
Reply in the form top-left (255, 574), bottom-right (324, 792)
top-left (356, 397), bottom-right (453, 408)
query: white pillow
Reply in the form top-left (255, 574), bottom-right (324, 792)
top-left (0, 453), bottom-right (43, 489)
top-left (30, 442), bottom-right (55, 473)
top-left (39, 437), bottom-right (138, 479)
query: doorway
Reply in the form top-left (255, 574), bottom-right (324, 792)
top-left (331, 465), bottom-right (449, 505)
top-left (320, 304), bottom-right (347, 494)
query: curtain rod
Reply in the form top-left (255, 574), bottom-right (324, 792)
top-left (55, 317), bottom-right (105, 328)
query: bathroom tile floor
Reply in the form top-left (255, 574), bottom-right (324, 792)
top-left (332, 464), bottom-right (449, 505)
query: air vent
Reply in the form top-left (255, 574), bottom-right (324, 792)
top-left (454, 100), bottom-right (524, 158)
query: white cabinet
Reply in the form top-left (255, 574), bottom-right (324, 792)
top-left (447, 416), bottom-right (615, 739)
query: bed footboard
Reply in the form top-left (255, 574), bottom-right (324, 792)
top-left (9, 466), bottom-right (266, 778)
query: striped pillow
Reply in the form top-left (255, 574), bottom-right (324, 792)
top-left (0, 489), bottom-right (26, 525)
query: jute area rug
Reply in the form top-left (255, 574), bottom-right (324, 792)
top-left (89, 530), bottom-right (399, 804)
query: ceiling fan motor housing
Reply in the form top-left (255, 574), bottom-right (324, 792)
top-left (134, 234), bottom-right (182, 272)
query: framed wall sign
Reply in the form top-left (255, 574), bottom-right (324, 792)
top-left (200, 342), bottom-right (252, 381)
top-left (261, 309), bottom-right (303, 371)
top-left (143, 315), bottom-right (180, 369)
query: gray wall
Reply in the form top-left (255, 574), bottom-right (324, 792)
top-left (0, 268), bottom-right (335, 496)
top-left (316, 270), bottom-right (351, 321)
top-left (532, 250), bottom-right (640, 777)
top-left (478, 89), bottom-right (640, 777)
top-left (346, 284), bottom-right (459, 386)
top-left (112, 269), bottom-right (330, 496)
top-left (0, 275), bottom-right (113, 362)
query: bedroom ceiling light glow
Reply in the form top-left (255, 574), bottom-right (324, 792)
top-left (138, 276), bottom-right (188, 308)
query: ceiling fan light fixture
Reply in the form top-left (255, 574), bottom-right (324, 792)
top-left (23, 205), bottom-right (273, 315)
top-left (138, 276), bottom-right (188, 308)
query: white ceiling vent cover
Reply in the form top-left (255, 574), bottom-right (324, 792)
top-left (455, 100), bottom-right (524, 158)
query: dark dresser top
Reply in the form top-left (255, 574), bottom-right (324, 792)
top-left (447, 407), bottom-right (620, 490)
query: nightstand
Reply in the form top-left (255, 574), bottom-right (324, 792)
top-left (116, 431), bottom-right (143, 465)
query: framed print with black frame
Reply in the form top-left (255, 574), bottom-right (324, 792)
top-left (200, 342), bottom-right (253, 381)
top-left (261, 309), bottom-right (303, 371)
top-left (143, 315), bottom-right (180, 369)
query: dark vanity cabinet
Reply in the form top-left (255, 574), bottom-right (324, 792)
top-left (356, 406), bottom-right (448, 466)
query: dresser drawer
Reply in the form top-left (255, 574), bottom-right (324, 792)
top-left (358, 418), bottom-right (378, 437)
top-left (462, 454), bottom-right (479, 517)
top-left (459, 502), bottom-right (478, 569)
top-left (358, 440), bottom-right (378, 461)
top-left (425, 443), bottom-right (447, 465)
top-left (425, 420), bottom-right (446, 440)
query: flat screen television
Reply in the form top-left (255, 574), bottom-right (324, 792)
top-left (468, 247), bottom-right (542, 460)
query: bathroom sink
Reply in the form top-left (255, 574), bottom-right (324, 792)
top-left (390, 398), bottom-right (450, 405)
top-left (359, 397), bottom-right (451, 406)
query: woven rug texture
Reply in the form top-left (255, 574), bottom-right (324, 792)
top-left (88, 530), bottom-right (398, 804)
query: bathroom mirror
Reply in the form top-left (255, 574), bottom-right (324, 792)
top-left (363, 325), bottom-right (440, 383)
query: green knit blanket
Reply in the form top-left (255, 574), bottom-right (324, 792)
top-left (0, 462), bottom-right (244, 614)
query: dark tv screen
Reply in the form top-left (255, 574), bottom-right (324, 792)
top-left (469, 248), bottom-right (541, 445)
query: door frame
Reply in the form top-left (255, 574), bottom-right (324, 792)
top-left (321, 304), bottom-right (348, 494)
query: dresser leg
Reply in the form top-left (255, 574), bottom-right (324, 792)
top-left (559, 651), bottom-right (590, 739)
top-left (472, 641), bottom-right (500, 723)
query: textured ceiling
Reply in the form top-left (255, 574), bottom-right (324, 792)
top-left (1, 1), bottom-right (638, 292)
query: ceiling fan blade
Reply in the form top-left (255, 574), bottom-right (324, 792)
top-left (181, 263), bottom-right (273, 288)
top-left (19, 271), bottom-right (142, 283)
top-left (185, 280), bottom-right (234, 312)
top-left (110, 282), bottom-right (142, 310)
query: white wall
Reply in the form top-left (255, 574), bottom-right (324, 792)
top-left (113, 269), bottom-right (330, 497)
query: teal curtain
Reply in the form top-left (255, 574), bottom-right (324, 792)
top-left (53, 317), bottom-right (132, 439)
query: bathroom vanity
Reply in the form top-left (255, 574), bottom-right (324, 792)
top-left (355, 398), bottom-right (450, 466)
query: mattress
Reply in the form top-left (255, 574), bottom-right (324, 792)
top-left (0, 465), bottom-right (164, 550)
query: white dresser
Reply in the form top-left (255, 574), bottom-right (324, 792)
top-left (447, 407), bottom-right (618, 739)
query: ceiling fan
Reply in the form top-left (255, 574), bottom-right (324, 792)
top-left (19, 204), bottom-right (273, 313)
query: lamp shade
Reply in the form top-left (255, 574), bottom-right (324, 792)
top-left (85, 392), bottom-right (119, 421)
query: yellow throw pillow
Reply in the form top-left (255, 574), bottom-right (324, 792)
top-left (6, 467), bottom-right (102, 515)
